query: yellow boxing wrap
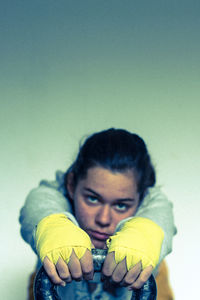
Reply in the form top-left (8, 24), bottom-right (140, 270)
top-left (106, 217), bottom-right (164, 271)
top-left (35, 213), bottom-right (92, 264)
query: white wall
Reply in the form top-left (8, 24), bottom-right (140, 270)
top-left (1, 1), bottom-right (200, 299)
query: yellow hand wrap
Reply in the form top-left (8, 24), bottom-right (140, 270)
top-left (106, 217), bottom-right (164, 270)
top-left (35, 213), bottom-right (92, 264)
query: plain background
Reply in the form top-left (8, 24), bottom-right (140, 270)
top-left (0, 1), bottom-right (199, 299)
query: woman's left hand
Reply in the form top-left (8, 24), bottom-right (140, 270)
top-left (102, 252), bottom-right (153, 290)
top-left (103, 217), bottom-right (164, 289)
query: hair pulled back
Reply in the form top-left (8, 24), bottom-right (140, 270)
top-left (64, 128), bottom-right (156, 202)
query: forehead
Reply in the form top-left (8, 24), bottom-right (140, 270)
top-left (78, 166), bottom-right (138, 199)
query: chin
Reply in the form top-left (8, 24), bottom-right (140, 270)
top-left (92, 239), bottom-right (107, 249)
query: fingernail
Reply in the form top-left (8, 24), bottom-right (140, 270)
top-left (60, 282), bottom-right (66, 287)
top-left (84, 275), bottom-right (93, 281)
top-left (75, 277), bottom-right (83, 282)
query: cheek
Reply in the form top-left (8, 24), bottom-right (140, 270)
top-left (113, 207), bottom-right (138, 226)
top-left (112, 214), bottom-right (127, 227)
top-left (129, 205), bottom-right (138, 216)
top-left (74, 197), bottom-right (94, 226)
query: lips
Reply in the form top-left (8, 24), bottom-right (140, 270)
top-left (88, 230), bottom-right (111, 241)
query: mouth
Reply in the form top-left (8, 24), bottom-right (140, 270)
top-left (88, 230), bottom-right (111, 241)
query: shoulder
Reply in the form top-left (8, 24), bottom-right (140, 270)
top-left (39, 170), bottom-right (65, 192)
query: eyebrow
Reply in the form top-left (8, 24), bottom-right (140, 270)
top-left (83, 187), bottom-right (136, 203)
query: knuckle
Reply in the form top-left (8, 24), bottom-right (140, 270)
top-left (59, 273), bottom-right (70, 281)
top-left (132, 283), bottom-right (140, 289)
top-left (72, 271), bottom-right (82, 280)
top-left (82, 264), bottom-right (93, 274)
top-left (83, 270), bottom-right (93, 276)
top-left (55, 279), bottom-right (63, 285)
top-left (103, 270), bottom-right (112, 277)
top-left (132, 280), bottom-right (145, 289)
top-left (49, 276), bottom-right (62, 285)
top-left (63, 276), bottom-right (72, 283)
top-left (74, 277), bottom-right (83, 281)
top-left (139, 278), bottom-right (146, 285)
top-left (102, 267), bottom-right (112, 277)
top-left (141, 272), bottom-right (151, 281)
top-left (112, 274), bottom-right (122, 283)
top-left (124, 278), bottom-right (133, 285)
top-left (47, 269), bottom-right (56, 278)
top-left (46, 270), bottom-right (63, 285)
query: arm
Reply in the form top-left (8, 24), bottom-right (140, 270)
top-left (19, 171), bottom-right (72, 250)
top-left (113, 186), bottom-right (176, 265)
top-left (19, 171), bottom-right (94, 286)
top-left (102, 186), bottom-right (176, 289)
top-left (135, 186), bottom-right (177, 263)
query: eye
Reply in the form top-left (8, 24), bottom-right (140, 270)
top-left (87, 195), bottom-right (99, 204)
top-left (115, 203), bottom-right (129, 212)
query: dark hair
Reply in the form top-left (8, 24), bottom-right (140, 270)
top-left (64, 128), bottom-right (155, 203)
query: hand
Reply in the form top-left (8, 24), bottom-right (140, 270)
top-left (106, 217), bottom-right (164, 271)
top-left (105, 217), bottom-right (164, 289)
top-left (35, 213), bottom-right (93, 286)
top-left (102, 252), bottom-right (153, 289)
top-left (43, 249), bottom-right (94, 286)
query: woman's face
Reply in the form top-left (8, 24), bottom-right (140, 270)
top-left (67, 166), bottom-right (140, 249)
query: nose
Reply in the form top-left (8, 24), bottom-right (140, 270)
top-left (95, 205), bottom-right (111, 227)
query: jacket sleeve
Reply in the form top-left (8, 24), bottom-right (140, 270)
top-left (135, 186), bottom-right (177, 263)
top-left (19, 171), bottom-right (72, 251)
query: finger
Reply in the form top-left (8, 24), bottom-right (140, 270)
top-left (56, 257), bottom-right (72, 282)
top-left (68, 250), bottom-right (83, 281)
top-left (128, 265), bottom-right (153, 290)
top-left (80, 249), bottom-right (94, 280)
top-left (111, 258), bottom-right (127, 283)
top-left (43, 256), bottom-right (66, 286)
top-left (102, 252), bottom-right (117, 277)
top-left (122, 261), bottom-right (142, 286)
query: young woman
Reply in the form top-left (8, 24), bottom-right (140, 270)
top-left (20, 128), bottom-right (175, 299)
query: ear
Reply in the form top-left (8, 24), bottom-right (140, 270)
top-left (66, 172), bottom-right (75, 199)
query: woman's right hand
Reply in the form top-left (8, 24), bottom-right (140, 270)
top-left (35, 213), bottom-right (94, 286)
top-left (43, 249), bottom-right (94, 286)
